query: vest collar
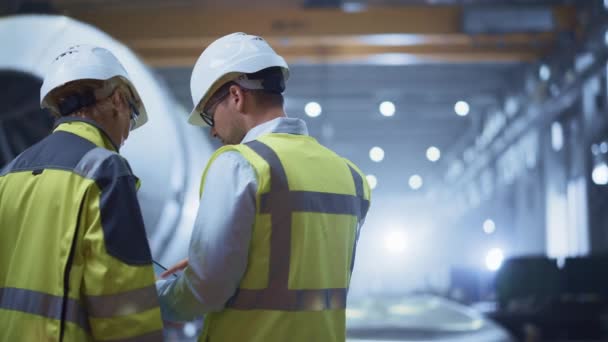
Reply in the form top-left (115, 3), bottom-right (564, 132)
top-left (241, 117), bottom-right (308, 144)
top-left (53, 117), bottom-right (119, 152)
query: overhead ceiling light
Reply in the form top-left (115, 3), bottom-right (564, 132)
top-left (305, 101), bottom-right (322, 117)
top-left (539, 64), bottom-right (551, 81)
top-left (366, 174), bottom-right (377, 190)
top-left (454, 101), bottom-right (470, 116)
top-left (409, 174), bottom-right (423, 190)
top-left (379, 101), bottom-right (395, 117)
top-left (369, 146), bottom-right (384, 162)
top-left (485, 248), bottom-right (504, 271)
top-left (483, 219), bottom-right (496, 234)
top-left (592, 162), bottom-right (608, 185)
top-left (551, 122), bottom-right (563, 152)
top-left (426, 146), bottom-right (441, 162)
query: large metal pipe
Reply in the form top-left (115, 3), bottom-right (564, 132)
top-left (0, 14), bottom-right (213, 265)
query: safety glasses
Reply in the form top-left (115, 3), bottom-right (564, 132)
top-left (200, 89), bottom-right (230, 127)
top-left (128, 99), bottom-right (140, 130)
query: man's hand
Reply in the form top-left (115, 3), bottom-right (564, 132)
top-left (160, 258), bottom-right (189, 278)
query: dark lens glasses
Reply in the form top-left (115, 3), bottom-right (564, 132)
top-left (200, 90), bottom-right (230, 127)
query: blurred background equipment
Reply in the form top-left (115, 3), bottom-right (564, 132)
top-left (3, 0), bottom-right (608, 340)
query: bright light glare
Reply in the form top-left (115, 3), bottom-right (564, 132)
top-left (539, 64), bottom-right (551, 81)
top-left (485, 248), bottom-right (504, 271)
top-left (409, 174), bottom-right (423, 190)
top-left (369, 147), bottom-right (385, 162)
top-left (551, 122), bottom-right (563, 151)
top-left (384, 231), bottom-right (407, 255)
top-left (379, 101), bottom-right (396, 117)
top-left (305, 102), bottom-right (322, 117)
top-left (183, 322), bottom-right (197, 338)
top-left (483, 219), bottom-right (496, 234)
top-left (426, 146), bottom-right (441, 162)
top-left (454, 101), bottom-right (470, 116)
top-left (366, 174), bottom-right (377, 190)
top-left (592, 162), bottom-right (608, 185)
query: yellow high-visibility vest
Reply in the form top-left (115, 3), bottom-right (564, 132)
top-left (199, 133), bottom-right (371, 342)
top-left (0, 118), bottom-right (163, 341)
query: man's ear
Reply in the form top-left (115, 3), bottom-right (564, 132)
top-left (231, 85), bottom-right (247, 113)
top-left (110, 89), bottom-right (124, 117)
top-left (111, 89), bottom-right (125, 109)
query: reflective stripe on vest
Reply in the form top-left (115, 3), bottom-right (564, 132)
top-left (225, 140), bottom-right (369, 311)
top-left (86, 285), bottom-right (159, 318)
top-left (0, 287), bottom-right (90, 332)
top-left (0, 284), bottom-right (159, 332)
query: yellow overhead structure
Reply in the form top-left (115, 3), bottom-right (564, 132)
top-left (58, 5), bottom-right (577, 66)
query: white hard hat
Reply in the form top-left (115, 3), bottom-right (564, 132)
top-left (40, 44), bottom-right (148, 130)
top-left (188, 32), bottom-right (289, 127)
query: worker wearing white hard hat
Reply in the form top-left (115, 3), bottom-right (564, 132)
top-left (157, 33), bottom-right (371, 342)
top-left (187, 32), bottom-right (289, 127)
top-left (40, 44), bottom-right (148, 146)
top-left (0, 45), bottom-right (163, 341)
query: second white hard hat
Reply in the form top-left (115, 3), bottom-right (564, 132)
top-left (188, 32), bottom-right (289, 127)
top-left (40, 44), bottom-right (148, 130)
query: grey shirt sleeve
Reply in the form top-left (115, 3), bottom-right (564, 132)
top-left (156, 151), bottom-right (257, 321)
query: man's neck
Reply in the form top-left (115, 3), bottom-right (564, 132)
top-left (245, 108), bottom-right (286, 132)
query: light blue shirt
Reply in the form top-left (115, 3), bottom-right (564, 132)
top-left (156, 117), bottom-right (308, 321)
